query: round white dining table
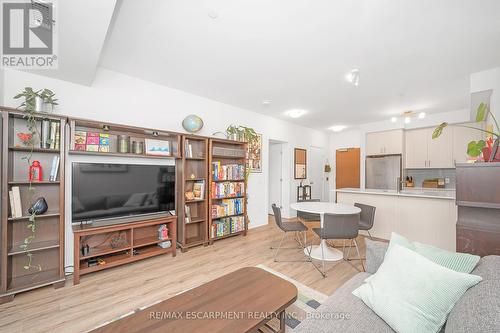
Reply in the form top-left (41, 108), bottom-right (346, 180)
top-left (290, 201), bottom-right (361, 261)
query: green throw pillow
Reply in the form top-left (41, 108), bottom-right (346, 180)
top-left (353, 244), bottom-right (482, 333)
top-left (388, 232), bottom-right (480, 273)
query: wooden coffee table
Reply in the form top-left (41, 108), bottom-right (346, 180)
top-left (91, 267), bottom-right (298, 333)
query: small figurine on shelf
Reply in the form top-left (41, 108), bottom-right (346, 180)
top-left (158, 224), bottom-right (169, 240)
top-left (29, 160), bottom-right (43, 182)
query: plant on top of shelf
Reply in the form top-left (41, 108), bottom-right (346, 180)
top-left (225, 125), bottom-right (259, 225)
top-left (13, 87), bottom-right (58, 271)
top-left (433, 102), bottom-right (500, 162)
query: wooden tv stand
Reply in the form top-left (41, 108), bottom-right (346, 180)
top-left (73, 216), bottom-right (176, 285)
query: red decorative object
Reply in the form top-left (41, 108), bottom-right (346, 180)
top-left (29, 160), bottom-right (43, 181)
top-left (16, 132), bottom-right (33, 146)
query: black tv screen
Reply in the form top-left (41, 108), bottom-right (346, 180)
top-left (72, 163), bottom-right (175, 223)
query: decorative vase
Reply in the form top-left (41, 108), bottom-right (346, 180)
top-left (482, 139), bottom-right (500, 162)
top-left (28, 197), bottom-right (48, 215)
top-left (34, 96), bottom-right (44, 112)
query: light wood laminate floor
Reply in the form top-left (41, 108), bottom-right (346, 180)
top-left (0, 217), bottom-right (366, 333)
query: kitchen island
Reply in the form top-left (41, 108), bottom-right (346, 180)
top-left (336, 188), bottom-right (457, 251)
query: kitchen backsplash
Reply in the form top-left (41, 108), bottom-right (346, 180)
top-left (404, 169), bottom-right (456, 189)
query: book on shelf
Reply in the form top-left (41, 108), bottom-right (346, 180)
top-left (193, 180), bottom-right (205, 200)
top-left (40, 119), bottom-right (51, 149)
top-left (211, 216), bottom-right (245, 238)
top-left (211, 181), bottom-right (244, 199)
top-left (54, 122), bottom-right (61, 150)
top-left (211, 198), bottom-right (244, 218)
top-left (49, 121), bottom-right (57, 149)
top-left (184, 139), bottom-right (194, 158)
top-left (49, 155), bottom-right (60, 181)
top-left (9, 190), bottom-right (16, 218)
top-left (211, 162), bottom-right (245, 181)
top-left (10, 186), bottom-right (23, 218)
top-left (185, 205), bottom-right (191, 224)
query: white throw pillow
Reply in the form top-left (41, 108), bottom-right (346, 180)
top-left (352, 244), bottom-right (482, 333)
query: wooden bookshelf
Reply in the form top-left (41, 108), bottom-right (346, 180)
top-left (208, 138), bottom-right (248, 244)
top-left (1, 108), bottom-right (66, 304)
top-left (67, 117), bottom-right (181, 159)
top-left (73, 215), bottom-right (176, 284)
top-left (177, 135), bottom-right (209, 252)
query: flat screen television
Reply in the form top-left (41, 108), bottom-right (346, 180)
top-left (72, 163), bottom-right (175, 223)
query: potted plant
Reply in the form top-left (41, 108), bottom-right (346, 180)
top-left (433, 102), bottom-right (500, 162)
top-left (14, 87), bottom-right (58, 113)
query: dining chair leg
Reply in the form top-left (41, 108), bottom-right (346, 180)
top-left (367, 230), bottom-right (373, 240)
top-left (320, 240), bottom-right (326, 277)
top-left (345, 239), bottom-right (353, 260)
top-left (273, 232), bottom-right (287, 262)
top-left (353, 238), bottom-right (365, 272)
top-left (270, 234), bottom-right (277, 249)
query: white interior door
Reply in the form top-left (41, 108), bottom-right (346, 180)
top-left (309, 146), bottom-right (325, 201)
top-left (268, 142), bottom-right (283, 213)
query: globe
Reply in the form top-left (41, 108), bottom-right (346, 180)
top-left (182, 114), bottom-right (204, 133)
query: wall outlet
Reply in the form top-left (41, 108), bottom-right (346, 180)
top-left (445, 178), bottom-right (450, 184)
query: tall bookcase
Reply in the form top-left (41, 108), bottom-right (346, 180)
top-left (208, 139), bottom-right (248, 244)
top-left (177, 135), bottom-right (209, 251)
top-left (0, 109), bottom-right (65, 303)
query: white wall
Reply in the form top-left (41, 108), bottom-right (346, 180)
top-left (471, 67), bottom-right (500, 131)
top-left (2, 68), bottom-right (330, 267)
top-left (0, 69), bottom-right (4, 106)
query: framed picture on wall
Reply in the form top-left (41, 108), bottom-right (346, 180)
top-left (294, 148), bottom-right (307, 179)
top-left (247, 133), bottom-right (262, 173)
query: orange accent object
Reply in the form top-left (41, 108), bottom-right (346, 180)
top-left (29, 160), bottom-right (43, 181)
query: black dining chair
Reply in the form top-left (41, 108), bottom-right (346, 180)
top-left (309, 212), bottom-right (364, 277)
top-left (297, 198), bottom-right (321, 222)
top-left (354, 203), bottom-right (376, 239)
top-left (270, 204), bottom-right (310, 262)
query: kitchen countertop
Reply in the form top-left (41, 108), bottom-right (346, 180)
top-left (335, 188), bottom-right (456, 200)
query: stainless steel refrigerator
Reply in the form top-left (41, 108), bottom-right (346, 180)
top-left (365, 155), bottom-right (402, 190)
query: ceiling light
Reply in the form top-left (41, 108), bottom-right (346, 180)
top-left (345, 69), bottom-right (360, 86)
top-left (404, 116), bottom-right (411, 124)
top-left (390, 117), bottom-right (398, 123)
top-left (418, 112), bottom-right (426, 119)
top-left (207, 9), bottom-right (219, 19)
top-left (285, 109), bottom-right (308, 118)
top-left (330, 125), bottom-right (347, 132)
top-left (262, 100), bottom-right (272, 106)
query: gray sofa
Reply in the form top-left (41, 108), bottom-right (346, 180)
top-left (295, 240), bottom-right (500, 333)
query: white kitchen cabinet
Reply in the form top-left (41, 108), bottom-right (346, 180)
top-left (452, 123), bottom-right (484, 165)
top-left (366, 129), bottom-right (404, 156)
top-left (405, 128), bottom-right (428, 168)
top-left (427, 127), bottom-right (453, 168)
top-left (405, 127), bottom-right (453, 168)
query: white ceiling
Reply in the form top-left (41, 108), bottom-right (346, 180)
top-left (28, 0), bottom-right (500, 129)
top-left (25, 0), bottom-right (117, 85)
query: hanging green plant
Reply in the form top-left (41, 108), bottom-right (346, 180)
top-left (13, 87), bottom-right (58, 271)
